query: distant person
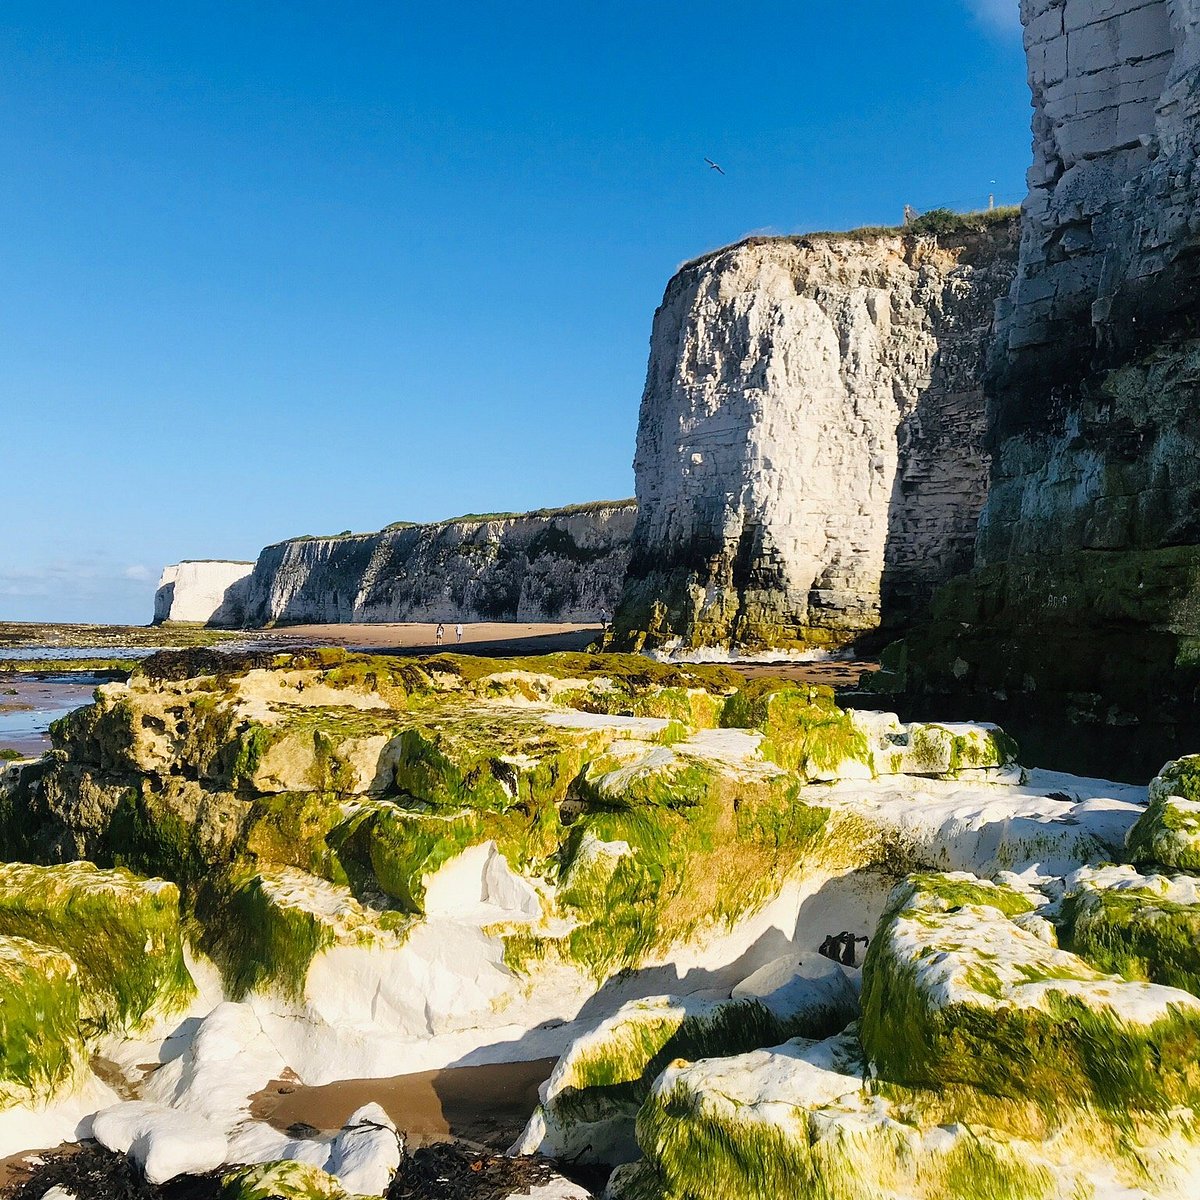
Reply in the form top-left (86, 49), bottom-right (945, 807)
top-left (435, 623), bottom-right (444, 647)
top-left (599, 610), bottom-right (609, 632)
top-left (455, 623), bottom-right (463, 644)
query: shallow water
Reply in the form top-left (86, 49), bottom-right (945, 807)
top-left (0, 646), bottom-right (156, 661)
top-left (0, 674), bottom-right (109, 756)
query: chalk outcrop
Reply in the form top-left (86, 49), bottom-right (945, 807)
top-left (611, 219), bottom-right (1019, 654)
top-left (902, 0), bottom-right (1200, 755)
top-left (4, 647), bottom-right (1198, 1194)
top-left (153, 561), bottom-right (254, 627)
top-left (231, 501), bottom-right (635, 627)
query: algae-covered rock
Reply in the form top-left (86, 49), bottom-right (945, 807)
top-left (861, 871), bottom-right (1200, 1115)
top-left (1059, 866), bottom-right (1200, 997)
top-left (220, 1160), bottom-right (350, 1200)
top-left (0, 935), bottom-right (83, 1106)
top-left (721, 684), bottom-right (872, 780)
top-left (860, 716), bottom-right (1020, 780)
top-left (627, 1029), bottom-right (1165, 1200)
top-left (0, 861), bottom-right (193, 1028)
top-left (515, 956), bottom-right (857, 1165)
top-left (196, 867), bottom-right (407, 1000)
top-left (1126, 758), bottom-right (1200, 870)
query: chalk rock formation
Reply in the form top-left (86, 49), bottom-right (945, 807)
top-left (612, 221), bottom-right (1018, 653)
top-left (903, 0), bottom-right (1200, 756)
top-left (238, 501), bottom-right (635, 627)
top-left (153, 561), bottom-right (253, 627)
top-left (4, 646), bottom-right (1194, 1193)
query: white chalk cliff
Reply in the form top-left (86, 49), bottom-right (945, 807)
top-left (153, 561), bottom-right (254, 627)
top-left (612, 220), bottom-right (1018, 654)
top-left (156, 502), bottom-right (635, 628)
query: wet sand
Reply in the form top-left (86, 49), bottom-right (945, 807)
top-left (251, 1058), bottom-right (557, 1151)
top-left (268, 622), bottom-right (603, 658)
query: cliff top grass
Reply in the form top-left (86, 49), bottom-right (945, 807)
top-left (275, 498), bottom-right (638, 545)
top-left (679, 206), bottom-right (1020, 272)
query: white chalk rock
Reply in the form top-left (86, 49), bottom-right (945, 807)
top-left (91, 1100), bottom-right (227, 1184)
top-left (732, 952), bottom-right (858, 1022)
top-left (326, 1103), bottom-right (402, 1197)
top-left (143, 1001), bottom-right (288, 1131)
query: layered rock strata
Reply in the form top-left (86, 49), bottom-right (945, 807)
top-left (153, 561), bottom-right (254, 627)
top-left (612, 219), bottom-right (1019, 654)
top-left (238, 501), bottom-right (635, 627)
top-left (902, 0), bottom-right (1200, 750)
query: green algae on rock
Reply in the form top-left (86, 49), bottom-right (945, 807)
top-left (860, 872), bottom-right (1200, 1117)
top-left (515, 957), bottom-right (860, 1166)
top-left (1058, 867), bottom-right (1200, 999)
top-left (1126, 757), bottom-right (1200, 871)
top-left (0, 860), bottom-right (193, 1029)
top-left (220, 1159), bottom-right (350, 1200)
top-left (0, 934), bottom-right (83, 1106)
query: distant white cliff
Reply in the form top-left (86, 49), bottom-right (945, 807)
top-left (153, 561), bottom-right (254, 627)
top-left (156, 501), bottom-right (636, 627)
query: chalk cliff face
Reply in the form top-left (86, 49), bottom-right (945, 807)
top-left (613, 223), bottom-right (1019, 652)
top-left (239, 501), bottom-right (635, 626)
top-left (153, 562), bottom-right (253, 627)
top-left (903, 0), bottom-right (1200, 767)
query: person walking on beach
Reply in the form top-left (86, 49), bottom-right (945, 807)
top-left (435, 623), bottom-right (444, 646)
top-left (455, 623), bottom-right (463, 644)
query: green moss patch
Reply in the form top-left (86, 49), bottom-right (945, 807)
top-left (0, 861), bottom-right (193, 1030)
top-left (1060, 883), bottom-right (1200, 997)
top-left (0, 935), bottom-right (83, 1105)
top-left (861, 873), bottom-right (1200, 1117)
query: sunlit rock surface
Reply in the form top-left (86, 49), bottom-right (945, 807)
top-left (0, 648), bottom-right (1195, 1196)
top-left (233, 500), bottom-right (636, 627)
top-left (611, 218), bottom-right (1018, 654)
top-left (153, 560), bottom-right (255, 627)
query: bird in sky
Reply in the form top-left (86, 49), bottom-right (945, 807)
top-left (705, 157), bottom-right (725, 176)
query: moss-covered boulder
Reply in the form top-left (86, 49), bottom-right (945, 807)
top-left (628, 1032), bottom-right (1074, 1200)
top-left (0, 934), bottom-right (83, 1106)
top-left (862, 718), bottom-right (1020, 779)
top-left (721, 684), bottom-right (872, 780)
top-left (1058, 866), bottom-right (1200, 997)
top-left (515, 957), bottom-right (858, 1165)
top-left (0, 861), bottom-right (193, 1029)
top-left (220, 1160), bottom-right (349, 1200)
top-left (1126, 757), bottom-right (1200, 870)
top-left (860, 871), bottom-right (1200, 1115)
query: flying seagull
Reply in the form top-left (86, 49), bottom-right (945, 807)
top-left (705, 157), bottom-right (725, 176)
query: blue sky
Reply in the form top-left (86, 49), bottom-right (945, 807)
top-left (0, 1), bottom-right (1028, 624)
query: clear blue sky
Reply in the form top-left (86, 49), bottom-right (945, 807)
top-left (1, 0), bottom-right (1028, 624)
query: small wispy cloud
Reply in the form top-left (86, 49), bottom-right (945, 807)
top-left (0, 559), bottom-right (157, 601)
top-left (964, 0), bottom-right (1022, 36)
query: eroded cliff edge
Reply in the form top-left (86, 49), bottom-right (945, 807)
top-left (611, 218), bottom-right (1019, 654)
top-left (239, 500), bottom-right (635, 627)
top-left (901, 0), bottom-right (1200, 769)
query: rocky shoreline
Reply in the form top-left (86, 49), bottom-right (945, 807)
top-left (0, 643), bottom-right (1194, 1197)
